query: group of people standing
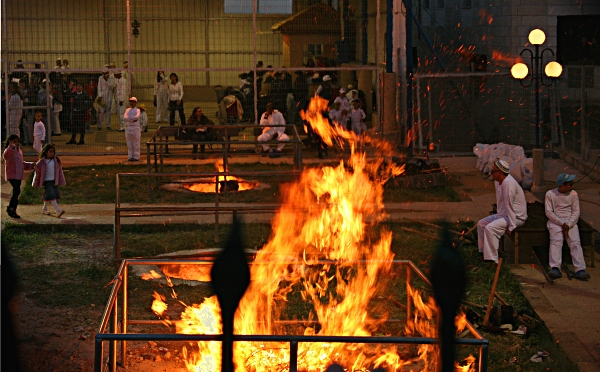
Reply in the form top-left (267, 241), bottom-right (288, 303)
top-left (477, 159), bottom-right (590, 281)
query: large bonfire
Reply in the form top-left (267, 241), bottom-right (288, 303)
top-left (149, 97), bottom-right (472, 371)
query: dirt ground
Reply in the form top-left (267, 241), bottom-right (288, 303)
top-left (10, 293), bottom-right (198, 372)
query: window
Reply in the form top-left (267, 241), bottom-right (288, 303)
top-left (224, 0), bottom-right (292, 14)
top-left (462, 0), bottom-right (471, 8)
top-left (436, 0), bottom-right (444, 8)
top-left (424, 0), bottom-right (430, 9)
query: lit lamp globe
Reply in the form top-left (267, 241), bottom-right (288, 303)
top-left (511, 63), bottom-right (529, 79)
top-left (545, 61), bottom-right (563, 78)
top-left (528, 29), bottom-right (546, 45)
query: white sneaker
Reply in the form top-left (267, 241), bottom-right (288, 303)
top-left (57, 210), bottom-right (65, 218)
top-left (42, 209), bottom-right (51, 215)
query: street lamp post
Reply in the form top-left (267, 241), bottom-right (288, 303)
top-left (510, 29), bottom-right (562, 149)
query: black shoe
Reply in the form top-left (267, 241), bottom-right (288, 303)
top-left (97, 128), bottom-right (102, 131)
top-left (144, 128), bottom-right (148, 132)
top-left (107, 127), bottom-right (112, 130)
top-left (7, 210), bottom-right (21, 219)
top-left (66, 140), bottom-right (76, 145)
top-left (77, 141), bottom-right (85, 145)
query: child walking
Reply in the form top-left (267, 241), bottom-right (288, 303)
top-left (3, 134), bottom-right (35, 218)
top-left (349, 99), bottom-right (366, 136)
top-left (545, 173), bottom-right (590, 280)
top-left (33, 144), bottom-right (66, 217)
top-left (33, 111), bottom-right (46, 153)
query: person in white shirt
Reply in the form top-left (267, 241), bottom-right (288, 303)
top-left (329, 100), bottom-right (344, 130)
top-left (97, 70), bottom-right (116, 130)
top-left (545, 173), bottom-right (590, 280)
top-left (168, 73), bottom-right (185, 126)
top-left (123, 97), bottom-right (141, 162)
top-left (257, 102), bottom-right (289, 153)
top-left (114, 71), bottom-right (129, 131)
top-left (32, 111), bottom-right (46, 153)
top-left (477, 159), bottom-right (528, 264)
top-left (349, 99), bottom-right (366, 135)
top-left (153, 71), bottom-right (168, 123)
top-left (336, 88), bottom-right (351, 129)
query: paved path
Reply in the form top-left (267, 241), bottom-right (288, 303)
top-left (2, 154), bottom-right (599, 370)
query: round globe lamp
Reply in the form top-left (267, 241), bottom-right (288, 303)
top-left (511, 63), bottom-right (529, 79)
top-left (545, 61), bottom-right (563, 78)
top-left (528, 29), bottom-right (546, 45)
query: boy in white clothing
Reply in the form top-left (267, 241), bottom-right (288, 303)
top-left (349, 99), bottom-right (366, 136)
top-left (33, 111), bottom-right (46, 153)
top-left (545, 173), bottom-right (590, 280)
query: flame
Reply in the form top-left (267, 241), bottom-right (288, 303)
top-left (141, 270), bottom-right (162, 280)
top-left (183, 160), bottom-right (259, 193)
top-left (151, 97), bottom-right (477, 371)
top-left (455, 354), bottom-right (477, 372)
top-left (151, 291), bottom-right (167, 317)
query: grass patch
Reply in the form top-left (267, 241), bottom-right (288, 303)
top-left (2, 222), bottom-right (578, 371)
top-left (19, 162), bottom-right (461, 205)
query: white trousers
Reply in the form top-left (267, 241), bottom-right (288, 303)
top-left (98, 96), bottom-right (113, 129)
top-left (117, 104), bottom-right (126, 130)
top-left (33, 137), bottom-right (43, 153)
top-left (125, 126), bottom-right (141, 160)
top-left (257, 132), bottom-right (289, 151)
top-left (9, 113), bottom-right (21, 137)
top-left (478, 214), bottom-right (509, 263)
top-left (53, 112), bottom-right (61, 134)
top-left (548, 222), bottom-right (586, 272)
top-left (156, 90), bottom-right (169, 122)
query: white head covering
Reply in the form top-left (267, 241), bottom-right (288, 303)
top-left (494, 159), bottom-right (510, 174)
top-left (322, 75), bottom-right (332, 82)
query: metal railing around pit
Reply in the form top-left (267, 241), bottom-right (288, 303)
top-left (113, 170), bottom-right (302, 261)
top-left (95, 259), bottom-right (489, 372)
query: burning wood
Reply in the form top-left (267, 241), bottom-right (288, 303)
top-left (146, 96), bottom-right (478, 371)
top-left (182, 160), bottom-right (259, 194)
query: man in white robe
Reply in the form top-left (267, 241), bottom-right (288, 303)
top-left (477, 159), bottom-right (528, 263)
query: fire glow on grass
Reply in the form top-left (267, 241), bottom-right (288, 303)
top-left (148, 97), bottom-right (475, 371)
top-left (183, 161), bottom-right (259, 194)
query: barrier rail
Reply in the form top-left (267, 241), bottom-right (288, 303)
top-left (95, 259), bottom-right (489, 372)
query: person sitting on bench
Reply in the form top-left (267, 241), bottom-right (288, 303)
top-left (257, 102), bottom-right (289, 153)
top-left (545, 173), bottom-right (590, 280)
top-left (477, 159), bottom-right (528, 264)
top-left (186, 107), bottom-right (219, 154)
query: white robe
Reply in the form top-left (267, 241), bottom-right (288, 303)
top-left (477, 174), bottom-right (528, 262)
top-left (257, 110), bottom-right (289, 151)
top-left (545, 189), bottom-right (586, 271)
top-left (97, 75), bottom-right (116, 129)
top-left (124, 107), bottom-right (141, 160)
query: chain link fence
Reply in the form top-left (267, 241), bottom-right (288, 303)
top-left (3, 0), bottom-right (381, 156)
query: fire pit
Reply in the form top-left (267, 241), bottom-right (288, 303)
top-left (160, 177), bottom-right (267, 194)
top-left (95, 259), bottom-right (488, 372)
top-left (100, 97), bottom-right (488, 371)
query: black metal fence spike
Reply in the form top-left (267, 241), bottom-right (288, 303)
top-left (211, 217), bottom-right (251, 372)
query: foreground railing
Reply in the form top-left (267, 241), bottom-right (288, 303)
top-left (95, 259), bottom-right (489, 372)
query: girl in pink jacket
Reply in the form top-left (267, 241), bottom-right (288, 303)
top-left (3, 134), bottom-right (35, 218)
top-left (32, 144), bottom-right (67, 217)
